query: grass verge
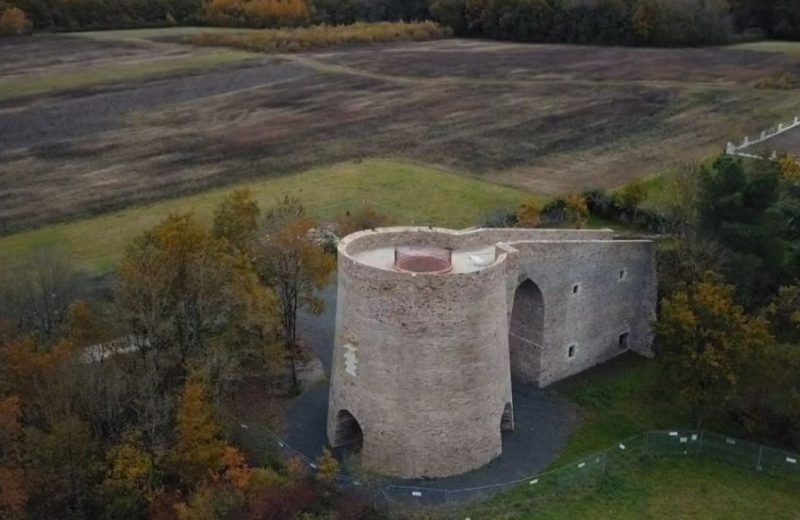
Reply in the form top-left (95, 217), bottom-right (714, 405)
top-left (0, 158), bottom-right (529, 273)
top-left (554, 355), bottom-right (691, 464)
top-left (189, 21), bottom-right (451, 53)
top-left (729, 40), bottom-right (800, 57)
top-left (467, 455), bottom-right (800, 519)
top-left (460, 355), bottom-right (799, 518)
top-left (0, 50), bottom-right (258, 101)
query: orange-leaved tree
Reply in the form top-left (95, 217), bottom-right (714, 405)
top-left (172, 379), bottom-right (227, 487)
top-left (213, 189), bottom-right (262, 255)
top-left (653, 274), bottom-right (773, 427)
top-left (254, 196), bottom-right (335, 388)
top-left (0, 8), bottom-right (29, 36)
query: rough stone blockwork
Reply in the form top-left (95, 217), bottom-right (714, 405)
top-left (327, 227), bottom-right (657, 479)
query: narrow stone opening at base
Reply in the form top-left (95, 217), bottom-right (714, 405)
top-left (394, 246), bottom-right (453, 274)
top-left (501, 402), bottom-right (514, 432)
top-left (332, 410), bottom-right (363, 450)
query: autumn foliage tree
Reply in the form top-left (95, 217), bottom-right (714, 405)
top-left (115, 213), bottom-right (260, 364)
top-left (653, 274), bottom-right (773, 427)
top-left (213, 189), bottom-right (262, 254)
top-left (0, 7), bottom-right (29, 35)
top-left (0, 396), bottom-right (26, 519)
top-left (172, 379), bottom-right (227, 487)
top-left (255, 197), bottom-right (335, 388)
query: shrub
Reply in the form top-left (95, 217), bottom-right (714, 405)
top-left (515, 197), bottom-right (541, 228)
top-left (190, 21), bottom-right (452, 52)
top-left (0, 7), bottom-right (29, 35)
top-left (564, 194), bottom-right (589, 228)
top-left (480, 209), bottom-right (517, 228)
top-left (336, 204), bottom-right (392, 237)
top-left (314, 447), bottom-right (338, 485)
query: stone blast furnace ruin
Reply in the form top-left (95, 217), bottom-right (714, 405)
top-left (327, 227), bottom-right (657, 479)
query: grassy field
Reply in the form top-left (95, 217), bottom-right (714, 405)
top-left (730, 40), bottom-right (800, 57)
top-left (455, 354), bottom-right (800, 518)
top-left (4, 32), bottom-right (800, 232)
top-left (0, 158), bottom-right (529, 273)
top-left (553, 356), bottom-right (690, 464)
top-left (0, 49), bottom-right (259, 102)
top-left (467, 455), bottom-right (800, 519)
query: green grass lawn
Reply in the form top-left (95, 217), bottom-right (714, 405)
top-left (468, 456), bottom-right (800, 519)
top-left (72, 26), bottom-right (260, 42)
top-left (554, 355), bottom-right (692, 464)
top-left (459, 354), bottom-right (800, 519)
top-left (0, 49), bottom-right (258, 102)
top-left (0, 159), bottom-right (529, 273)
top-left (729, 40), bottom-right (800, 57)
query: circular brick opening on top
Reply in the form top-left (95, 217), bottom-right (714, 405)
top-left (394, 246), bottom-right (453, 274)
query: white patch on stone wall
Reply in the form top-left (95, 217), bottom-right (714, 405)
top-left (343, 343), bottom-right (359, 377)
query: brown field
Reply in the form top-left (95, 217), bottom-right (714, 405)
top-left (2, 33), bottom-right (800, 234)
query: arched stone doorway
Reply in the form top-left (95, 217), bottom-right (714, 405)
top-left (509, 279), bottom-right (545, 384)
top-left (331, 409), bottom-right (363, 449)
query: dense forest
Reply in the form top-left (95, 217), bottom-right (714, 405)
top-left (0, 195), bottom-right (385, 519)
top-left (1, 0), bottom-right (799, 45)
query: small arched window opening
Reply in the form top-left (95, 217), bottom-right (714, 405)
top-left (332, 409), bottom-right (363, 450)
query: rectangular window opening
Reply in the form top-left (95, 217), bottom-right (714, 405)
top-left (568, 344), bottom-right (576, 358)
top-left (619, 332), bottom-right (630, 350)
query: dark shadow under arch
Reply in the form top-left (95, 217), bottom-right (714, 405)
top-left (501, 402), bottom-right (514, 432)
top-left (332, 409), bottom-right (363, 449)
top-left (509, 279), bottom-right (545, 383)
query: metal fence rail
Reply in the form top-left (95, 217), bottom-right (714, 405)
top-left (726, 114), bottom-right (800, 159)
top-left (240, 424), bottom-right (800, 511)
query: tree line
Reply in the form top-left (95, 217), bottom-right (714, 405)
top-left (653, 154), bottom-right (799, 445)
top-left (3, 0), bottom-right (800, 43)
top-left (0, 192), bottom-right (383, 519)
top-left (430, 0), bottom-right (800, 46)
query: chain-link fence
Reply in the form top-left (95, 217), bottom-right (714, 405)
top-left (239, 425), bottom-right (800, 512)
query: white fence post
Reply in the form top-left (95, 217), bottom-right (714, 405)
top-left (756, 445), bottom-right (764, 471)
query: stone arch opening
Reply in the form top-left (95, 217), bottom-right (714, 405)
top-left (501, 402), bottom-right (514, 432)
top-left (332, 410), bottom-right (363, 449)
top-left (509, 279), bottom-right (545, 383)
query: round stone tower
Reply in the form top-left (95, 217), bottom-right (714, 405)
top-left (326, 227), bottom-right (515, 479)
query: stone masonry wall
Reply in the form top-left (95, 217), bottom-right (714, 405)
top-left (327, 227), bottom-right (656, 479)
